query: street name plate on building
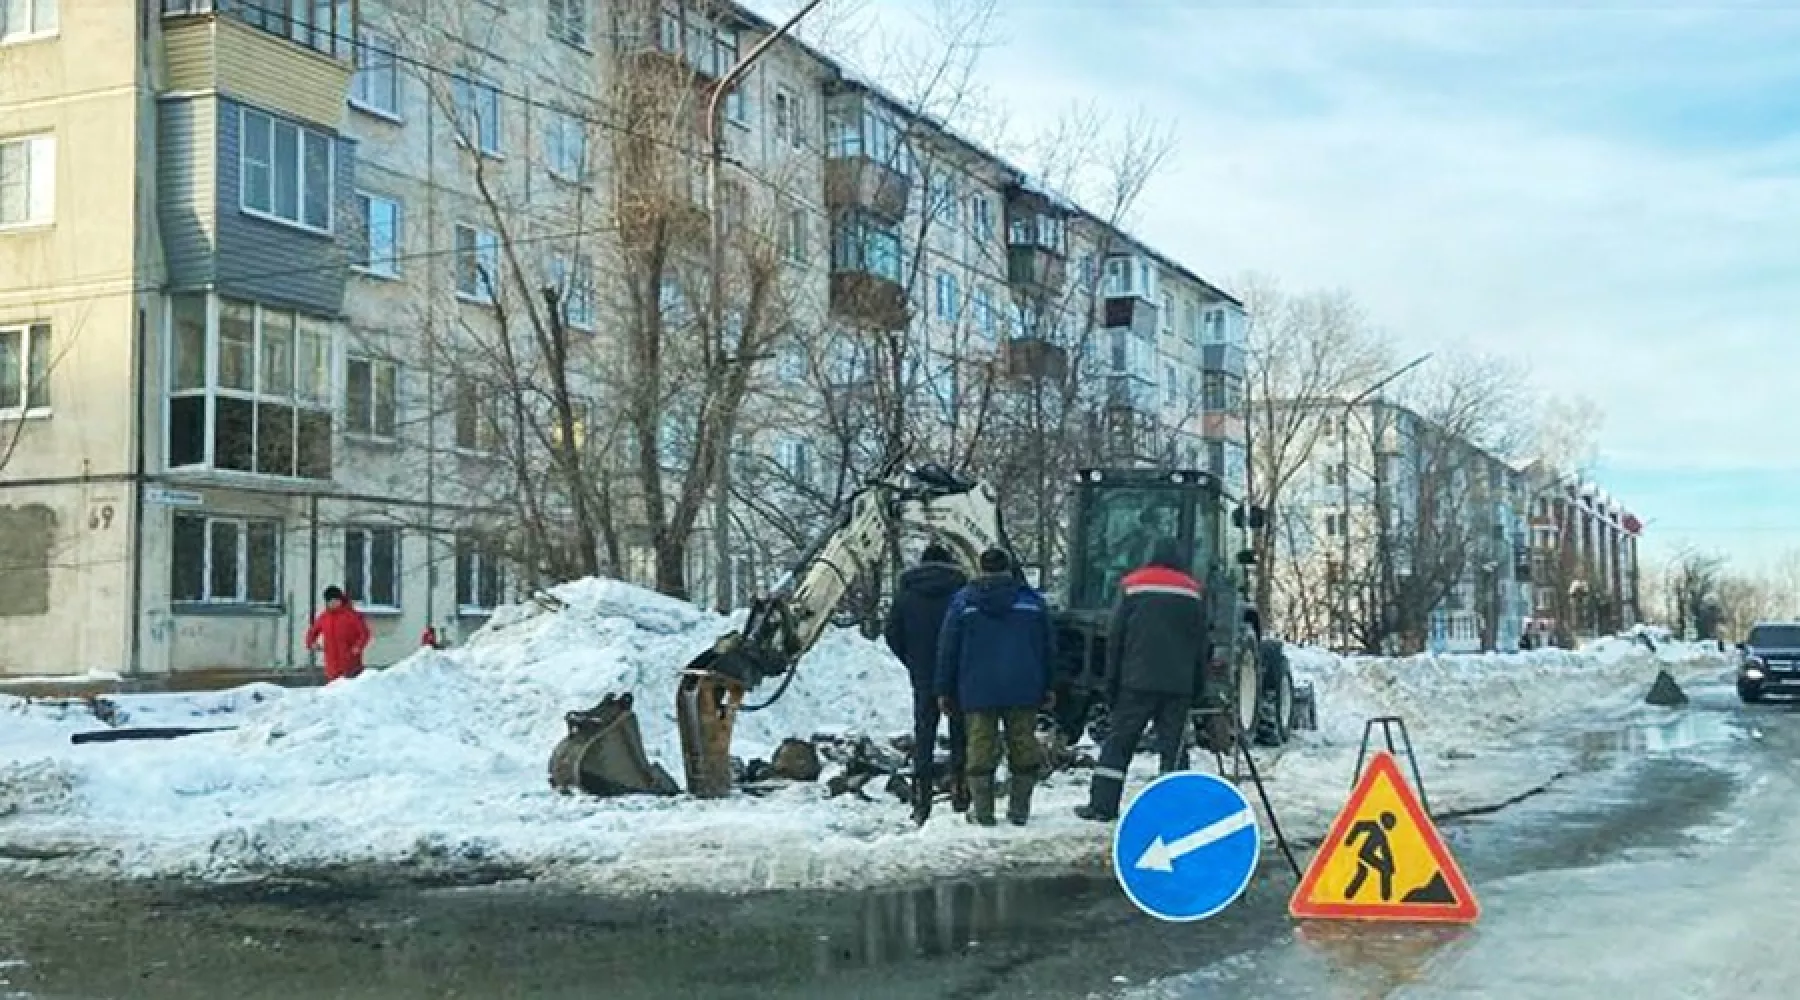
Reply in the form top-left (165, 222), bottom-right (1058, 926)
top-left (146, 487), bottom-right (204, 507)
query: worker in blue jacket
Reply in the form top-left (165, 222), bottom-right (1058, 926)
top-left (936, 547), bottom-right (1054, 827)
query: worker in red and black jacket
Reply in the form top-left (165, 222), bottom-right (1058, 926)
top-left (1076, 537), bottom-right (1208, 822)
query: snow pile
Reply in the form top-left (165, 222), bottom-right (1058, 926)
top-left (0, 579), bottom-right (1732, 894)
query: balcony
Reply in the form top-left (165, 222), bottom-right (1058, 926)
top-left (162, 1), bottom-right (352, 129)
top-left (1100, 403), bottom-right (1167, 467)
top-left (1000, 336), bottom-right (1068, 382)
top-left (824, 92), bottom-right (914, 224)
top-left (1005, 186), bottom-right (1069, 298)
top-left (829, 212), bottom-right (909, 332)
top-left (1102, 296), bottom-right (1159, 340)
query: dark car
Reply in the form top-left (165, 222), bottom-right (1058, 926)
top-left (1737, 623), bottom-right (1800, 702)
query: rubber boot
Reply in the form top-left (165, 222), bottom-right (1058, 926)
top-left (1006, 772), bottom-right (1036, 826)
top-left (966, 775), bottom-right (997, 827)
top-left (950, 776), bottom-right (971, 814)
top-left (910, 780), bottom-right (932, 827)
top-left (1075, 771), bottom-right (1124, 823)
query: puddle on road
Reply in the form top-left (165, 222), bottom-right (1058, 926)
top-left (1293, 922), bottom-right (1471, 994)
top-left (1571, 711), bottom-right (1738, 771)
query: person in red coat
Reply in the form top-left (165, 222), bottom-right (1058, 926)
top-left (306, 585), bottom-right (371, 682)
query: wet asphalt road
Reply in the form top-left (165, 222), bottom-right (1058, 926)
top-left (0, 669), bottom-right (1776, 999)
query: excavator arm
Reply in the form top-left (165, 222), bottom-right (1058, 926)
top-left (548, 463), bottom-right (1005, 799)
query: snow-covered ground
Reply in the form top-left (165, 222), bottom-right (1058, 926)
top-left (0, 579), bottom-right (1729, 894)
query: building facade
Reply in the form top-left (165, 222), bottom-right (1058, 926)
top-left (1522, 466), bottom-right (1643, 646)
top-left (0, 0), bottom-right (1248, 677)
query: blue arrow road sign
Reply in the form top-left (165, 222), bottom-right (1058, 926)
top-left (1113, 771), bottom-right (1261, 922)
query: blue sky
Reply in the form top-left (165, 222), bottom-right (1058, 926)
top-left (784, 0), bottom-right (1800, 571)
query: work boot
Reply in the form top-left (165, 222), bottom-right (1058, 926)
top-left (950, 777), bottom-right (971, 814)
top-left (910, 781), bottom-right (933, 827)
top-left (965, 775), bottom-right (997, 827)
top-left (1006, 772), bottom-right (1036, 826)
top-left (1076, 771), bottom-right (1125, 823)
top-left (1073, 804), bottom-right (1115, 823)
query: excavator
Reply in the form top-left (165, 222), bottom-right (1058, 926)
top-left (549, 462), bottom-right (1298, 800)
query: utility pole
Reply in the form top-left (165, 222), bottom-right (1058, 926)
top-left (707, 0), bottom-right (828, 612)
top-left (1336, 353), bottom-right (1431, 651)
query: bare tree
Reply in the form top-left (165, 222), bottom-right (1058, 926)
top-left (1241, 280), bottom-right (1390, 626)
top-left (1666, 547), bottom-right (1726, 641)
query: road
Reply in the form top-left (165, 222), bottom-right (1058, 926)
top-left (0, 669), bottom-right (1779, 999)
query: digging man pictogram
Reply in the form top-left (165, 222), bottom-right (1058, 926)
top-left (1343, 811), bottom-right (1399, 901)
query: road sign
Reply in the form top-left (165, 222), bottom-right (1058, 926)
top-left (1113, 771), bottom-right (1260, 923)
top-left (146, 487), bottom-right (204, 507)
top-left (1289, 751), bottom-right (1479, 923)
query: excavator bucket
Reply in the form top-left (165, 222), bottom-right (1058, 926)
top-left (676, 654), bottom-right (746, 800)
top-left (548, 693), bottom-right (682, 797)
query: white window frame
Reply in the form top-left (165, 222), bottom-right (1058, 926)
top-left (238, 109), bottom-right (334, 235)
top-left (543, 108), bottom-right (587, 182)
top-left (454, 223), bottom-right (501, 303)
top-left (344, 525), bottom-right (401, 611)
top-left (349, 30), bottom-right (401, 121)
top-left (971, 194), bottom-right (993, 243)
top-left (551, 252), bottom-right (596, 331)
top-left (781, 206), bottom-right (806, 264)
top-left (0, 322), bottom-right (51, 418)
top-left (973, 286), bottom-right (996, 342)
top-left (344, 355), bottom-right (397, 440)
top-left (0, 134), bottom-right (55, 229)
top-left (773, 87), bottom-right (804, 150)
top-left (452, 377), bottom-right (501, 454)
top-left (934, 270), bottom-right (959, 323)
top-left (548, 0), bottom-right (588, 49)
top-left (0, 0), bottom-right (57, 44)
top-left (171, 513), bottom-right (283, 606)
top-left (452, 73), bottom-right (504, 157)
top-left (455, 536), bottom-right (505, 613)
top-left (353, 191), bottom-right (400, 278)
top-left (1160, 292), bottom-right (1175, 335)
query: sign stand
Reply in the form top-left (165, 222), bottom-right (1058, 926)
top-left (1193, 705), bottom-right (1303, 881)
top-left (1355, 715), bottom-right (1432, 817)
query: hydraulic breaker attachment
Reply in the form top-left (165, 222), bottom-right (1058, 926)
top-left (676, 666), bottom-right (745, 799)
top-left (548, 692), bottom-right (682, 797)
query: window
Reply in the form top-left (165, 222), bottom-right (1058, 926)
top-left (971, 195), bottom-right (993, 243)
top-left (208, 0), bottom-right (351, 57)
top-left (725, 87), bottom-right (748, 126)
top-left (973, 287), bottom-right (996, 342)
top-left (1324, 513), bottom-right (1343, 538)
top-left (171, 514), bottom-right (281, 605)
top-left (781, 206), bottom-right (807, 264)
top-left (929, 176), bottom-right (959, 228)
top-left (344, 527), bottom-right (399, 609)
top-left (0, 0), bottom-right (55, 41)
top-left (454, 224), bottom-right (500, 302)
top-left (1078, 253), bottom-right (1095, 290)
top-left (167, 297), bottom-right (333, 478)
top-left (451, 73), bottom-right (502, 156)
top-left (1202, 308), bottom-right (1227, 344)
top-left (776, 436), bottom-right (814, 487)
top-left (453, 378), bottom-right (500, 453)
top-left (353, 193), bottom-right (400, 277)
top-left (825, 100), bottom-right (909, 175)
top-left (1164, 363), bottom-right (1178, 408)
top-left (933, 271), bottom-right (960, 323)
top-left (344, 356), bottom-right (396, 438)
top-left (350, 31), bottom-right (399, 118)
top-left (551, 253), bottom-right (595, 330)
top-left (544, 109), bottom-right (586, 181)
top-left (1160, 292), bottom-right (1175, 334)
top-left (773, 88), bottom-right (804, 149)
top-left (456, 536), bottom-right (504, 612)
top-left (240, 109), bottom-right (333, 232)
top-left (548, 0), bottom-right (587, 48)
top-left (0, 323), bottom-right (50, 415)
top-left (831, 213), bottom-right (901, 283)
top-left (0, 135), bottom-right (54, 228)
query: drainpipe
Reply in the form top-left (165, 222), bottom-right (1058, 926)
top-left (307, 493), bottom-right (319, 673)
top-left (128, 306), bottom-right (148, 678)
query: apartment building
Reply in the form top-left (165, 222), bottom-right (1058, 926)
top-left (1268, 399), bottom-right (1533, 654)
top-left (1521, 464), bottom-right (1643, 645)
top-left (0, 0), bottom-right (1248, 678)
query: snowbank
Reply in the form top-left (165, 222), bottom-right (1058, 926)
top-left (0, 580), bottom-right (1730, 894)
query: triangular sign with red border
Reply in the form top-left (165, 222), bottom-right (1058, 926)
top-left (1289, 750), bottom-right (1479, 923)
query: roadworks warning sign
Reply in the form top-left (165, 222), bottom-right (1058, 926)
top-left (1289, 750), bottom-right (1479, 923)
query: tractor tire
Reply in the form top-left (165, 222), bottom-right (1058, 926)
top-left (1254, 640), bottom-right (1293, 747)
top-left (1231, 630), bottom-right (1262, 740)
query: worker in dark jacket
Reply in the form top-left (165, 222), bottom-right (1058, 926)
top-left (884, 542), bottom-right (971, 825)
top-left (936, 548), bottom-right (1054, 827)
top-left (1077, 537), bottom-right (1207, 822)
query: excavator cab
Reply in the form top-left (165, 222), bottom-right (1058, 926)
top-left (1049, 468), bottom-right (1265, 750)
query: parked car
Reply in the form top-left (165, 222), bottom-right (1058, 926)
top-left (1736, 622), bottom-right (1800, 702)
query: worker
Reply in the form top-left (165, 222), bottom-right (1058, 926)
top-left (884, 542), bottom-right (971, 825)
top-left (305, 585), bottom-right (372, 683)
top-left (936, 547), bottom-right (1054, 827)
top-left (1076, 537), bottom-right (1207, 822)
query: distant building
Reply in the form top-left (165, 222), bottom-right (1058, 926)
top-left (1520, 464), bottom-right (1643, 646)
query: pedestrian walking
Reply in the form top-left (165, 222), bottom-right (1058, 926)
top-left (1076, 537), bottom-right (1208, 822)
top-left (306, 585), bottom-right (372, 683)
top-left (883, 542), bottom-right (971, 825)
top-left (935, 548), bottom-right (1054, 827)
